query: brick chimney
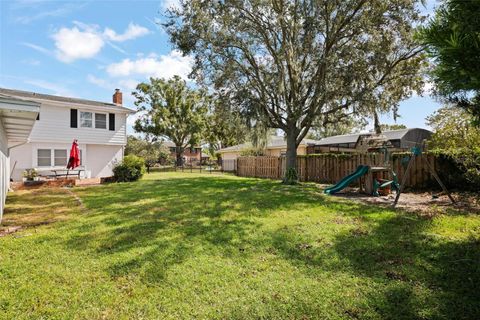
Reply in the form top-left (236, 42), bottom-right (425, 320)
top-left (113, 89), bottom-right (122, 105)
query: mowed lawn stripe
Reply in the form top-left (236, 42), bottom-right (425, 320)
top-left (1, 172), bottom-right (479, 319)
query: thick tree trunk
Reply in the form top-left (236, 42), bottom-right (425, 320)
top-left (373, 111), bottom-right (382, 134)
top-left (175, 146), bottom-right (184, 166)
top-left (283, 131), bottom-right (299, 184)
top-left (285, 133), bottom-right (297, 170)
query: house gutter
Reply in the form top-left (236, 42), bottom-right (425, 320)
top-left (8, 140), bottom-right (29, 152)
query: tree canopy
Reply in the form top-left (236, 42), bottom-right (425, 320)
top-left (205, 95), bottom-right (248, 153)
top-left (133, 76), bottom-right (209, 165)
top-left (165, 0), bottom-right (426, 182)
top-left (418, 0), bottom-right (480, 125)
top-left (125, 136), bottom-right (171, 170)
top-left (426, 105), bottom-right (480, 184)
top-left (380, 124), bottom-right (407, 131)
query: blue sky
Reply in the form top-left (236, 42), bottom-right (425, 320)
top-left (0, 0), bottom-right (440, 134)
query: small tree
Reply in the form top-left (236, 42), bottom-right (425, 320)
top-left (125, 136), bottom-right (171, 172)
top-left (426, 105), bottom-right (480, 184)
top-left (133, 76), bottom-right (209, 166)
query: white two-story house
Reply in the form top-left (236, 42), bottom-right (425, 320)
top-left (0, 88), bottom-right (134, 180)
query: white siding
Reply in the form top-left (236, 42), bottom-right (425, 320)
top-left (9, 143), bottom-right (31, 181)
top-left (11, 142), bottom-right (123, 180)
top-left (86, 144), bottom-right (123, 178)
top-left (10, 142), bottom-right (88, 180)
top-left (0, 119), bottom-right (9, 221)
top-left (29, 104), bottom-right (127, 145)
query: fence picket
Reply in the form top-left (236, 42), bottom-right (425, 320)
top-left (235, 154), bottom-right (443, 189)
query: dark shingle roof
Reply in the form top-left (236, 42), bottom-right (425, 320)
top-left (315, 128), bottom-right (429, 146)
top-left (0, 87), bottom-right (134, 113)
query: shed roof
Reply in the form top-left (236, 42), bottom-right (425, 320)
top-left (314, 128), bottom-right (428, 146)
top-left (218, 136), bottom-right (321, 153)
top-left (0, 87), bottom-right (135, 113)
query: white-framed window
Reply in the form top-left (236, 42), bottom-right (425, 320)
top-left (54, 149), bottom-right (68, 166)
top-left (37, 149), bottom-right (52, 167)
top-left (37, 148), bottom-right (83, 167)
top-left (95, 113), bottom-right (107, 129)
top-left (80, 111), bottom-right (93, 128)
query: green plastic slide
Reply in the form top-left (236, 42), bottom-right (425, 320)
top-left (324, 165), bottom-right (369, 195)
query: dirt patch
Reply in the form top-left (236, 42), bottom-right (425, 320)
top-left (11, 179), bottom-right (76, 190)
top-left (0, 226), bottom-right (23, 237)
top-left (322, 185), bottom-right (480, 215)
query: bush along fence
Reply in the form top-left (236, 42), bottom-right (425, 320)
top-left (234, 153), bottom-right (450, 189)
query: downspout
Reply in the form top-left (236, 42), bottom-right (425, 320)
top-left (7, 140), bottom-right (29, 152)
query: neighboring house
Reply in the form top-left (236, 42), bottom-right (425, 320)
top-left (306, 128), bottom-right (432, 153)
top-left (0, 88), bottom-right (134, 181)
top-left (218, 136), bottom-right (322, 160)
top-left (163, 140), bottom-right (202, 163)
top-left (0, 93), bottom-right (39, 221)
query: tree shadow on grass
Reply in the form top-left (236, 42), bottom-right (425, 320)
top-left (266, 201), bottom-right (480, 319)
top-left (64, 176), bottom-right (328, 282)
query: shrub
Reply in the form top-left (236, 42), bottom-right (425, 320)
top-left (22, 168), bottom-right (38, 180)
top-left (113, 155), bottom-right (146, 182)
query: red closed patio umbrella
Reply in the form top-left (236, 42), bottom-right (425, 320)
top-left (67, 139), bottom-right (80, 170)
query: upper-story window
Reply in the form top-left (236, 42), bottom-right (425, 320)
top-left (80, 111), bottom-right (93, 128)
top-left (95, 113), bottom-right (107, 129)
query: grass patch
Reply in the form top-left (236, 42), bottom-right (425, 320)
top-left (1, 172), bottom-right (479, 319)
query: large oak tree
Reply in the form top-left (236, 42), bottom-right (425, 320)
top-left (166, 0), bottom-right (425, 183)
top-left (133, 76), bottom-right (209, 166)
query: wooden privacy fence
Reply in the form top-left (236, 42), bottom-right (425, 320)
top-left (236, 154), bottom-right (440, 189)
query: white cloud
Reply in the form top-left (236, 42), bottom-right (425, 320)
top-left (119, 79), bottom-right (140, 91)
top-left (21, 42), bottom-right (51, 55)
top-left (24, 79), bottom-right (74, 97)
top-left (53, 26), bottom-right (104, 62)
top-left (22, 58), bottom-right (41, 66)
top-left (104, 23), bottom-right (150, 42)
top-left (423, 81), bottom-right (434, 94)
top-left (52, 22), bottom-right (150, 63)
top-left (13, 2), bottom-right (87, 24)
top-left (87, 74), bottom-right (109, 88)
top-left (87, 74), bottom-right (139, 91)
top-left (105, 50), bottom-right (193, 80)
top-left (161, 0), bottom-right (180, 11)
top-left (87, 75), bottom-right (138, 107)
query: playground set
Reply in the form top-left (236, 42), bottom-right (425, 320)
top-left (323, 134), bottom-right (455, 207)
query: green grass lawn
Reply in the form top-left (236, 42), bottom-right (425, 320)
top-left (1, 172), bottom-right (479, 319)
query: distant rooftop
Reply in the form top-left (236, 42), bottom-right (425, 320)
top-left (219, 136), bottom-right (321, 153)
